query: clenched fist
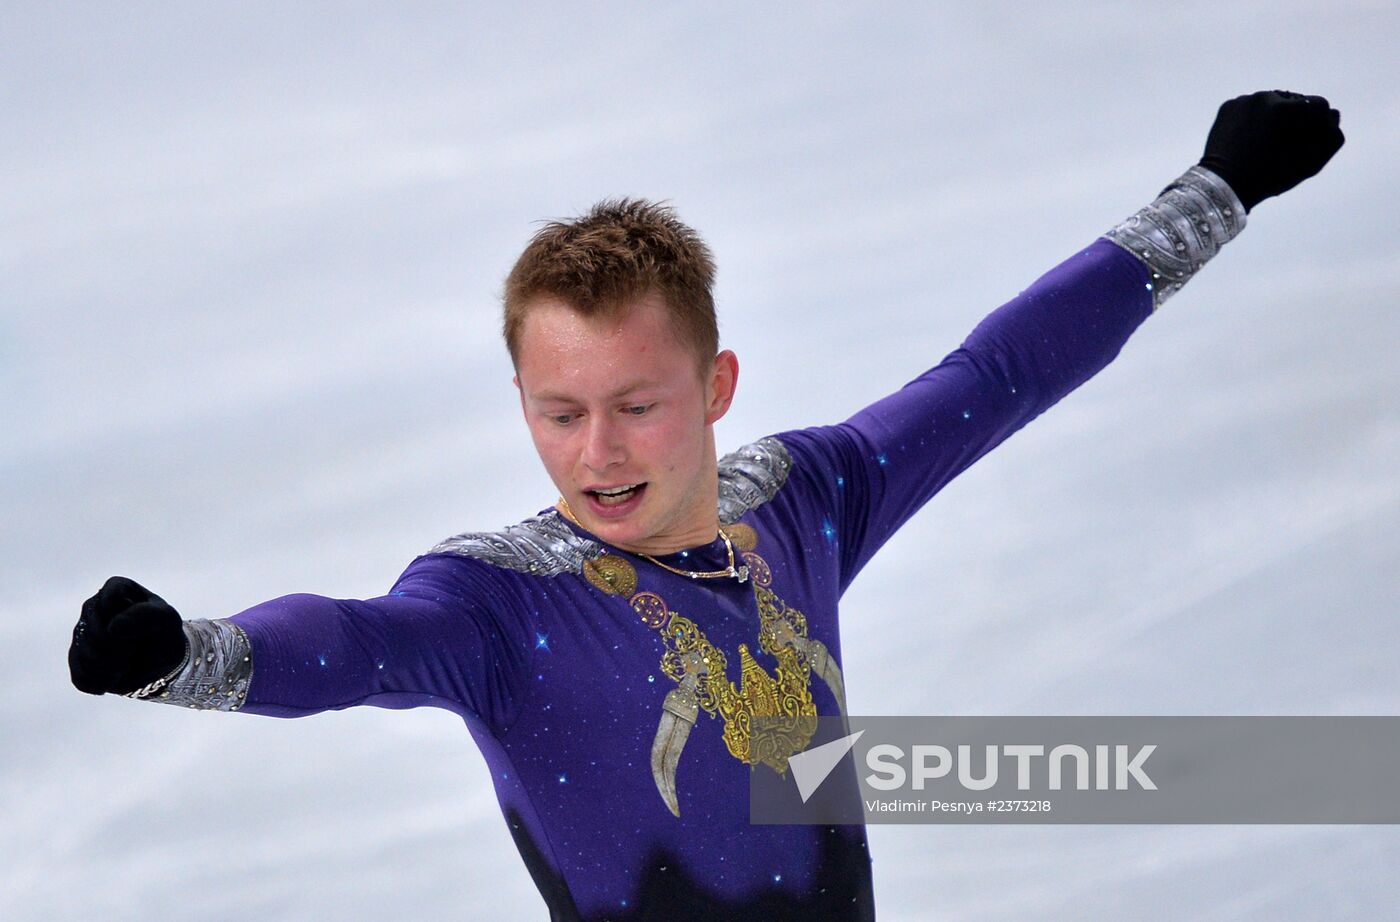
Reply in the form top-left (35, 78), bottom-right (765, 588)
top-left (1198, 89), bottom-right (1345, 213)
top-left (70, 576), bottom-right (188, 696)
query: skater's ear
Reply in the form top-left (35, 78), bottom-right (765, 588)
top-left (703, 349), bottom-right (739, 425)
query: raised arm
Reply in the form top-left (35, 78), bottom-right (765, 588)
top-left (774, 90), bottom-right (1344, 590)
top-left (69, 555), bottom-right (536, 734)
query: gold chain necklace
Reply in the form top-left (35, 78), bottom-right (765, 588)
top-left (557, 496), bottom-right (749, 582)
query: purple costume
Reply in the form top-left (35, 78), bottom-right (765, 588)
top-left (147, 167), bottom-right (1245, 920)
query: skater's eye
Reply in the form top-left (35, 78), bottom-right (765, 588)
top-left (623, 404), bottom-right (653, 416)
top-left (550, 413), bottom-right (578, 426)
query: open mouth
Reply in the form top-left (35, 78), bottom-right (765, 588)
top-left (584, 482), bottom-right (648, 515)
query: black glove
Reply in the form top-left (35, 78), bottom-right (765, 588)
top-left (70, 576), bottom-right (187, 696)
top-left (1198, 89), bottom-right (1344, 213)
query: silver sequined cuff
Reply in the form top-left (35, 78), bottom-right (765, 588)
top-left (142, 619), bottom-right (254, 711)
top-left (1104, 165), bottom-right (1247, 310)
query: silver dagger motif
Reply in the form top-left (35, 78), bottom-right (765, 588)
top-left (651, 663), bottom-right (705, 817)
top-left (802, 637), bottom-right (848, 718)
top-left (770, 617), bottom-right (848, 717)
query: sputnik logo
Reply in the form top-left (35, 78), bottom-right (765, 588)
top-left (787, 729), bottom-right (865, 802)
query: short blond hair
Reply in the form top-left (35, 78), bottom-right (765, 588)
top-left (502, 198), bottom-right (718, 371)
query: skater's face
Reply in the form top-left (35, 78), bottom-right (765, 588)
top-left (513, 292), bottom-right (738, 556)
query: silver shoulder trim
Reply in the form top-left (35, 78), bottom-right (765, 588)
top-left (145, 619), bottom-right (253, 711)
top-left (428, 438), bottom-right (792, 569)
top-left (717, 436), bottom-right (793, 524)
top-left (427, 511), bottom-right (605, 576)
top-left (1104, 165), bottom-right (1247, 311)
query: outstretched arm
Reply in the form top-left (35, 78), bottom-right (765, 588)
top-left (70, 554), bottom-right (537, 735)
top-left (775, 90), bottom-right (1344, 591)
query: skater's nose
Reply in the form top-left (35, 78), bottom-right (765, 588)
top-left (580, 414), bottom-right (627, 473)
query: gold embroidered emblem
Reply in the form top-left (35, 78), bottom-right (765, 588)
top-left (573, 525), bottom-right (849, 817)
top-left (640, 546), bottom-right (847, 816)
top-left (583, 554), bottom-right (637, 597)
top-left (724, 523), bottom-right (758, 551)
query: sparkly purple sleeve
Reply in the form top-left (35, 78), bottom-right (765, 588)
top-left (777, 237), bottom-right (1153, 590)
top-left (225, 554), bottom-right (534, 733)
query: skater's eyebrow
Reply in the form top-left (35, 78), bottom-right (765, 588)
top-left (531, 380), bottom-right (663, 403)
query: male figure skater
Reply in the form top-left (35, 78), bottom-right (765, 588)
top-left (70, 91), bottom-right (1343, 920)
